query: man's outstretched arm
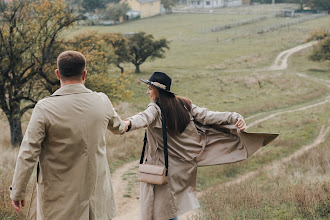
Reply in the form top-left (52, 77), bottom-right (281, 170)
top-left (10, 103), bottom-right (46, 213)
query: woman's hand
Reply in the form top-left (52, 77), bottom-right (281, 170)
top-left (235, 117), bottom-right (246, 131)
top-left (123, 120), bottom-right (131, 133)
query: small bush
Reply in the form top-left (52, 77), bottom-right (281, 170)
top-left (305, 29), bottom-right (330, 42)
top-left (309, 36), bottom-right (330, 61)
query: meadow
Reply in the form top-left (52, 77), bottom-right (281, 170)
top-left (1, 3), bottom-right (329, 219)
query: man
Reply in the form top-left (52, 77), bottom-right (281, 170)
top-left (10, 51), bottom-right (126, 219)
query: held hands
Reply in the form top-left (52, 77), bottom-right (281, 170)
top-left (235, 117), bottom-right (246, 131)
top-left (11, 200), bottom-right (25, 213)
top-left (122, 120), bottom-right (131, 134)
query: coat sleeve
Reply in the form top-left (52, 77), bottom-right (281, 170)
top-left (10, 103), bottom-right (46, 201)
top-left (106, 96), bottom-right (126, 134)
top-left (191, 104), bottom-right (242, 125)
top-left (126, 103), bottom-right (160, 131)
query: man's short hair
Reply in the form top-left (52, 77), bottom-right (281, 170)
top-left (57, 51), bottom-right (86, 79)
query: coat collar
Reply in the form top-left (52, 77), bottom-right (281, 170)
top-left (51, 84), bottom-right (92, 97)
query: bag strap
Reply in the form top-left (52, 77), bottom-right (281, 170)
top-left (161, 110), bottom-right (169, 176)
top-left (139, 131), bottom-right (147, 164)
top-left (139, 109), bottom-right (169, 176)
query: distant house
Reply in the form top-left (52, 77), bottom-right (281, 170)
top-left (188, 0), bottom-right (243, 8)
top-left (121, 0), bottom-right (161, 19)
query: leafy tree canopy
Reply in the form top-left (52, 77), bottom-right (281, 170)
top-left (161, 0), bottom-right (176, 12)
top-left (104, 2), bottom-right (130, 21)
top-left (128, 32), bottom-right (170, 73)
top-left (310, 37), bottom-right (330, 61)
top-left (306, 30), bottom-right (330, 61)
top-left (82, 0), bottom-right (110, 12)
top-left (67, 31), bottom-right (133, 97)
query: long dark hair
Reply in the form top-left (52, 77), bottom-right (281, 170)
top-left (156, 90), bottom-right (192, 134)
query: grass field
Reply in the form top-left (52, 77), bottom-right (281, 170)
top-left (0, 3), bottom-right (329, 219)
top-left (69, 7), bottom-right (330, 114)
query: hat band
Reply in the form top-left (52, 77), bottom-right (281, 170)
top-left (151, 81), bottom-right (167, 90)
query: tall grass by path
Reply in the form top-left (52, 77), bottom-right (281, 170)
top-left (196, 140), bottom-right (330, 219)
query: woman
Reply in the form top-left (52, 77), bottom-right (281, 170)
top-left (125, 72), bottom-right (278, 220)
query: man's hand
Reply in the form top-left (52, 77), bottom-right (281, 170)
top-left (11, 200), bottom-right (25, 213)
top-left (121, 120), bottom-right (131, 134)
top-left (235, 117), bottom-right (246, 131)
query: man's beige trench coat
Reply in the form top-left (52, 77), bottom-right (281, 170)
top-left (127, 102), bottom-right (278, 220)
top-left (10, 84), bottom-right (126, 220)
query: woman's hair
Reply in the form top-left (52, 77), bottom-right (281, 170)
top-left (156, 90), bottom-right (192, 134)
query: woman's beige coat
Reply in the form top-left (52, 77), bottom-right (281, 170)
top-left (128, 102), bottom-right (278, 220)
top-left (10, 84), bottom-right (125, 220)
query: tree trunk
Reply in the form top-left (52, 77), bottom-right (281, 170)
top-left (135, 64), bottom-right (140, 73)
top-left (300, 0), bottom-right (303, 10)
top-left (8, 114), bottom-right (23, 147)
top-left (117, 63), bottom-right (124, 74)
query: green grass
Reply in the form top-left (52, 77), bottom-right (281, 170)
top-left (289, 47), bottom-right (330, 81)
top-left (70, 14), bottom-right (330, 70)
top-left (122, 166), bottom-right (140, 199)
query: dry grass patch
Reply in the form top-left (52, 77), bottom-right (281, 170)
top-left (197, 140), bottom-right (329, 219)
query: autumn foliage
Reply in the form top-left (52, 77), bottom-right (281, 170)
top-left (0, 0), bottom-right (133, 146)
top-left (306, 30), bottom-right (330, 61)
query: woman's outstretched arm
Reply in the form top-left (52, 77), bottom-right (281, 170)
top-left (191, 104), bottom-right (246, 130)
top-left (125, 102), bottom-right (160, 131)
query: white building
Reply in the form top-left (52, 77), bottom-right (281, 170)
top-left (188, 0), bottom-right (243, 8)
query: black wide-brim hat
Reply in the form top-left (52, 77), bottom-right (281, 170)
top-left (139, 71), bottom-right (176, 95)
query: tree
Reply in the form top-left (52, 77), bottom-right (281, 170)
top-left (161, 0), bottom-right (176, 13)
top-left (82, 0), bottom-right (111, 12)
top-left (0, 0), bottom-right (6, 12)
top-left (0, 1), bottom-right (132, 146)
top-left (288, 0), bottom-right (329, 10)
top-left (101, 33), bottom-right (132, 73)
top-left (309, 0), bottom-right (330, 10)
top-left (104, 2), bottom-right (130, 21)
top-left (67, 31), bottom-right (117, 74)
top-left (0, 0), bottom-right (83, 146)
top-left (128, 32), bottom-right (170, 73)
top-left (67, 31), bottom-right (133, 97)
top-left (68, 31), bottom-right (131, 73)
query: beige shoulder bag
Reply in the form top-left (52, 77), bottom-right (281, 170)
top-left (138, 110), bottom-right (168, 185)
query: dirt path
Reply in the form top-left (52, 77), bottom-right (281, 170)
top-left (269, 41), bottom-right (317, 71)
top-left (112, 160), bottom-right (140, 220)
top-left (247, 95), bottom-right (330, 129)
top-left (112, 41), bottom-right (329, 219)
